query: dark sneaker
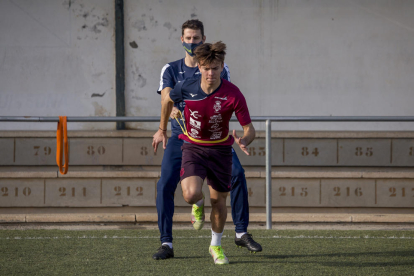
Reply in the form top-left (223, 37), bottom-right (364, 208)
top-left (235, 233), bottom-right (262, 253)
top-left (152, 245), bottom-right (174, 260)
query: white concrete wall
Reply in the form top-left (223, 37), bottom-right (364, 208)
top-left (1, 0), bottom-right (414, 131)
top-left (0, 0), bottom-right (115, 130)
top-left (125, 0), bottom-right (414, 131)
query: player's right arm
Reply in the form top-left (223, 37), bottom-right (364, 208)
top-left (153, 64), bottom-right (174, 152)
top-left (152, 92), bottom-right (174, 153)
top-left (160, 87), bottom-right (178, 119)
top-left (160, 87), bottom-right (172, 103)
top-left (161, 87), bottom-right (181, 119)
top-left (158, 64), bottom-right (180, 119)
top-left (153, 80), bottom-right (185, 152)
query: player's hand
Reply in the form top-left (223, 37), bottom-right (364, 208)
top-left (170, 107), bottom-right (181, 119)
top-left (152, 129), bottom-right (168, 153)
top-left (233, 130), bottom-right (249, 155)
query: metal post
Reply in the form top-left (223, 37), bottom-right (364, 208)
top-left (115, 0), bottom-right (126, 130)
top-left (266, 119), bottom-right (272, 229)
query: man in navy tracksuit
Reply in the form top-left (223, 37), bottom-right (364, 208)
top-left (152, 19), bottom-right (262, 260)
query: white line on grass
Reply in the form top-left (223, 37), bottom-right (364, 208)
top-left (2, 235), bottom-right (414, 240)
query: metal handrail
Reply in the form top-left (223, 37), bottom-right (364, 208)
top-left (2, 116), bottom-right (414, 122)
top-left (2, 115), bottom-right (414, 229)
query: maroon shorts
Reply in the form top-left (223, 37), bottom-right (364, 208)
top-left (180, 143), bottom-right (233, 193)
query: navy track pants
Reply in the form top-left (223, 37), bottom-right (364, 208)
top-left (156, 135), bottom-right (249, 243)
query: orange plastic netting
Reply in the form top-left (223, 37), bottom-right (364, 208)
top-left (56, 116), bottom-right (68, 175)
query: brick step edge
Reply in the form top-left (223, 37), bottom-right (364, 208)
top-left (3, 170), bottom-right (414, 179)
top-left (2, 213), bottom-right (414, 223)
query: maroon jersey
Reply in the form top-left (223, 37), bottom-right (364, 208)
top-left (169, 77), bottom-right (251, 146)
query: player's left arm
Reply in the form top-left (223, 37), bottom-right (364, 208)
top-left (233, 124), bottom-right (255, 155)
top-left (233, 88), bottom-right (255, 155)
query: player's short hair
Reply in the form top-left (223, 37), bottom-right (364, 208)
top-left (194, 41), bottom-right (226, 66)
top-left (182, 19), bottom-right (204, 37)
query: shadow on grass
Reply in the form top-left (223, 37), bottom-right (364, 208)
top-left (173, 256), bottom-right (206, 259)
top-left (320, 261), bottom-right (414, 267)
top-left (230, 251), bottom-right (414, 267)
top-left (263, 250), bottom-right (414, 259)
top-left (230, 261), bottom-right (271, 264)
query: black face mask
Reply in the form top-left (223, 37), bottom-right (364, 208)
top-left (182, 41), bottom-right (203, 57)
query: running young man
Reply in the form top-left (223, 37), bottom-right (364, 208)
top-left (152, 20), bottom-right (262, 261)
top-left (153, 41), bottom-right (255, 264)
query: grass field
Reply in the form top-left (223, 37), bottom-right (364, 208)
top-left (1, 229), bottom-right (414, 275)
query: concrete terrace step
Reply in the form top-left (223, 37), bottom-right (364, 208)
top-left (1, 166), bottom-right (414, 179)
top-left (1, 131), bottom-right (414, 223)
top-left (2, 213), bottom-right (414, 224)
top-left (2, 131), bottom-right (414, 167)
top-left (1, 166), bottom-right (414, 209)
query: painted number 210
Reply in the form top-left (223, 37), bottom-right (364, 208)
top-left (1, 187), bottom-right (31, 197)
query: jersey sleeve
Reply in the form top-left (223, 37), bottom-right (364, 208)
top-left (234, 91), bottom-right (252, 126)
top-left (169, 80), bottom-right (185, 103)
top-left (157, 64), bottom-right (174, 94)
top-left (220, 63), bottom-right (231, 82)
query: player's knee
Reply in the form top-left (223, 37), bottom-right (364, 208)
top-left (211, 201), bottom-right (227, 216)
top-left (182, 190), bottom-right (199, 204)
top-left (210, 197), bottom-right (226, 209)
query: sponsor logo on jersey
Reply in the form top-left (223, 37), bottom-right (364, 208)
top-left (211, 123), bottom-right (220, 130)
top-left (210, 132), bottom-right (222, 140)
top-left (189, 133), bottom-right (200, 138)
top-left (189, 128), bottom-right (200, 138)
top-left (179, 71), bottom-right (185, 74)
top-left (195, 72), bottom-right (201, 75)
top-left (213, 101), bottom-right (222, 113)
top-left (214, 96), bottom-right (227, 101)
top-left (209, 127), bottom-right (222, 132)
top-left (190, 117), bottom-right (201, 129)
top-left (189, 109), bottom-right (201, 119)
top-left (190, 93), bottom-right (197, 97)
top-left (209, 114), bottom-right (222, 124)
